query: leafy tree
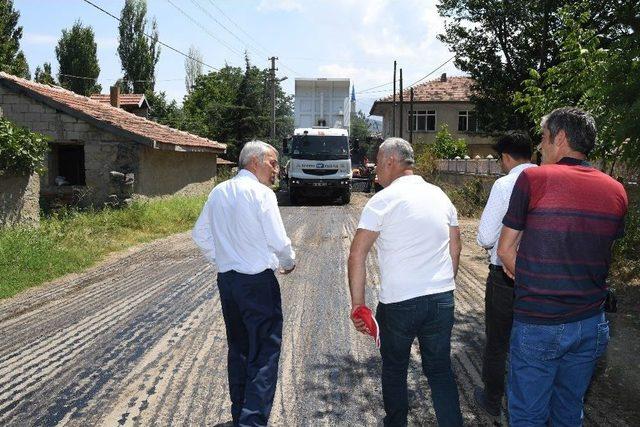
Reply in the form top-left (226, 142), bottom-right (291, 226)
top-left (182, 57), bottom-right (293, 161)
top-left (118, 0), bottom-right (160, 93)
top-left (145, 90), bottom-right (183, 129)
top-left (437, 0), bottom-right (635, 133)
top-left (184, 45), bottom-right (202, 93)
top-left (430, 124), bottom-right (468, 159)
top-left (34, 62), bottom-right (56, 85)
top-left (0, 0), bottom-right (30, 78)
top-left (55, 21), bottom-right (101, 96)
top-left (350, 110), bottom-right (370, 144)
top-left (0, 117), bottom-right (49, 174)
top-left (515, 2), bottom-right (640, 166)
top-left (350, 110), bottom-right (373, 164)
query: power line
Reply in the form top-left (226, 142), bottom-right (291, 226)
top-left (191, 0), bottom-right (268, 58)
top-left (357, 81), bottom-right (394, 94)
top-left (407, 55), bottom-right (455, 87)
top-left (166, 0), bottom-right (245, 58)
top-left (81, 0), bottom-right (219, 71)
top-left (356, 56), bottom-right (457, 98)
top-left (57, 73), bottom-right (183, 83)
top-left (357, 55), bottom-right (456, 94)
top-left (205, 0), bottom-right (271, 55)
top-left (204, 0), bottom-right (300, 75)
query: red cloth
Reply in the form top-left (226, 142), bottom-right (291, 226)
top-left (352, 305), bottom-right (380, 348)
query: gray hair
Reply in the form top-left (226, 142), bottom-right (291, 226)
top-left (238, 140), bottom-right (276, 169)
top-left (378, 137), bottom-right (415, 166)
top-left (540, 107), bottom-right (596, 156)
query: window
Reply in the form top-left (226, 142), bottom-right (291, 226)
top-left (408, 110), bottom-right (436, 132)
top-left (52, 144), bottom-right (85, 186)
top-left (458, 110), bottom-right (478, 132)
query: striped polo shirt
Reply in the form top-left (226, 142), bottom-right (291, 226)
top-left (503, 157), bottom-right (628, 324)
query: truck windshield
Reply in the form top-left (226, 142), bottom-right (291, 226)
top-left (290, 135), bottom-right (350, 160)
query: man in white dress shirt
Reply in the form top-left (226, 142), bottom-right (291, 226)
top-left (348, 137), bottom-right (463, 426)
top-left (192, 140), bottom-right (295, 427)
top-left (474, 132), bottom-right (536, 418)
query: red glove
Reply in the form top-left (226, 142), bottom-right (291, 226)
top-left (351, 305), bottom-right (380, 348)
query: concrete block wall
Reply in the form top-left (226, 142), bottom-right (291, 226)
top-left (137, 146), bottom-right (217, 197)
top-left (0, 172), bottom-right (40, 227)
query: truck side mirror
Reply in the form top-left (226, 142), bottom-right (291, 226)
top-left (282, 138), bottom-right (289, 154)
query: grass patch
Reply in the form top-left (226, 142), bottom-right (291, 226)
top-left (0, 194), bottom-right (207, 300)
top-left (437, 177), bottom-right (490, 217)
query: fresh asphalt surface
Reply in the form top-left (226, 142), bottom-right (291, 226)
top-left (0, 193), bottom-right (635, 426)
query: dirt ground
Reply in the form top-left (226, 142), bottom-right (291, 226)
top-left (0, 192), bottom-right (637, 426)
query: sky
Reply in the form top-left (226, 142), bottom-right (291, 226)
top-left (15, 0), bottom-right (464, 117)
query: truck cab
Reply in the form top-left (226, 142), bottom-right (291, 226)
top-left (284, 127), bottom-right (352, 205)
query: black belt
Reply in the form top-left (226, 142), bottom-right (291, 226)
top-left (488, 264), bottom-right (503, 272)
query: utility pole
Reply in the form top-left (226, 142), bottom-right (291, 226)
top-left (269, 56), bottom-right (278, 139)
top-left (409, 87), bottom-right (414, 144)
top-left (392, 60), bottom-right (396, 137)
top-left (399, 68), bottom-right (403, 140)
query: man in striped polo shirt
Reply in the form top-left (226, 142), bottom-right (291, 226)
top-left (497, 107), bottom-right (628, 426)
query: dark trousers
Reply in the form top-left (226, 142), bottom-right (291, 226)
top-left (481, 266), bottom-right (515, 409)
top-left (217, 269), bottom-right (283, 427)
top-left (376, 291), bottom-right (463, 427)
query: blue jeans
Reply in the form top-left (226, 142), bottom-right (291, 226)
top-left (217, 269), bottom-right (283, 427)
top-left (376, 291), bottom-right (462, 427)
top-left (508, 312), bottom-right (609, 427)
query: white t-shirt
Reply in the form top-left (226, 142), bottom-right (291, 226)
top-left (358, 175), bottom-right (458, 303)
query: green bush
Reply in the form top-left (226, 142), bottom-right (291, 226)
top-left (431, 124), bottom-right (468, 159)
top-left (611, 187), bottom-right (640, 284)
top-left (414, 144), bottom-right (439, 177)
top-left (0, 117), bottom-right (50, 174)
top-left (440, 178), bottom-right (489, 217)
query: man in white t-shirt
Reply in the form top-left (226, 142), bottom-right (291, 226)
top-left (348, 137), bottom-right (463, 426)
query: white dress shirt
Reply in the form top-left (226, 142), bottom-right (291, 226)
top-left (477, 162), bottom-right (537, 266)
top-left (358, 175), bottom-right (459, 304)
top-left (192, 169), bottom-right (295, 274)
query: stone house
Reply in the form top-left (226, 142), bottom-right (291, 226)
top-left (369, 74), bottom-right (495, 157)
top-left (0, 72), bottom-right (225, 208)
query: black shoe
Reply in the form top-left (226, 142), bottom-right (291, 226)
top-left (473, 386), bottom-right (501, 418)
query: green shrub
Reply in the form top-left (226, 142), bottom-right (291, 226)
top-left (611, 187), bottom-right (640, 284)
top-left (440, 178), bottom-right (489, 217)
top-left (414, 144), bottom-right (439, 177)
top-left (431, 124), bottom-right (468, 159)
top-left (0, 117), bottom-right (50, 174)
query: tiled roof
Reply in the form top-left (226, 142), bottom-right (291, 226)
top-left (89, 93), bottom-right (148, 108)
top-left (0, 72), bottom-right (225, 152)
top-left (370, 76), bottom-right (475, 115)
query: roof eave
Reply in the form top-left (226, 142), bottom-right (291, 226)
top-left (154, 141), bottom-right (225, 153)
top-left (0, 78), bottom-right (156, 148)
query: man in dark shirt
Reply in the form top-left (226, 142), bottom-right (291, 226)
top-left (498, 107), bottom-right (627, 426)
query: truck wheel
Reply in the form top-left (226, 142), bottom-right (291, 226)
top-left (341, 188), bottom-right (351, 205)
top-left (289, 189), bottom-right (299, 205)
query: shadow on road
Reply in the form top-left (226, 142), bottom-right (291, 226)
top-left (302, 353), bottom-right (382, 422)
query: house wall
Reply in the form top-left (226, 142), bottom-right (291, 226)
top-left (375, 102), bottom-right (495, 157)
top-left (0, 85), bottom-right (137, 207)
top-left (0, 171), bottom-right (40, 227)
top-left (136, 146), bottom-right (217, 197)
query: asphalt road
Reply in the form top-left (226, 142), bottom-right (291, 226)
top-left (0, 193), bottom-right (635, 426)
